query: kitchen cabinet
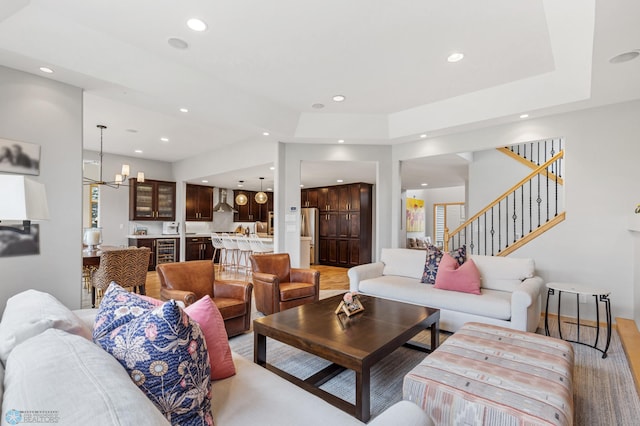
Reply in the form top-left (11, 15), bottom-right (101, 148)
top-left (233, 190), bottom-right (273, 222)
top-left (185, 236), bottom-right (214, 261)
top-left (186, 184), bottom-right (213, 221)
top-left (129, 178), bottom-right (176, 221)
top-left (301, 188), bottom-right (318, 208)
top-left (128, 237), bottom-right (180, 271)
top-left (312, 182), bottom-right (372, 268)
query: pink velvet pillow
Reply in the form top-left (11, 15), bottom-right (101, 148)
top-left (184, 295), bottom-right (236, 380)
top-left (434, 253), bottom-right (482, 295)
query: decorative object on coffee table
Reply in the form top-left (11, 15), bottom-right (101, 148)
top-left (335, 291), bottom-right (364, 316)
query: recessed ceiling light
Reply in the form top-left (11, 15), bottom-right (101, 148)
top-left (420, 134), bottom-right (427, 138)
top-left (160, 137), bottom-right (169, 142)
top-left (237, 181), bottom-right (244, 188)
top-left (447, 52), bottom-right (464, 63)
top-left (201, 180), bottom-right (208, 183)
top-left (300, 184), bottom-right (304, 188)
top-left (167, 37), bottom-right (189, 50)
top-left (312, 103), bottom-right (325, 109)
top-left (39, 67), bottom-right (53, 74)
top-left (263, 132), bottom-right (270, 136)
top-left (337, 179), bottom-right (344, 183)
top-left (338, 139), bottom-right (345, 144)
top-left (126, 129), bottom-right (138, 133)
top-left (332, 95), bottom-right (345, 102)
top-left (187, 18), bottom-right (207, 32)
top-left (421, 183), bottom-right (428, 187)
top-left (269, 166), bottom-right (275, 170)
top-left (519, 114), bottom-right (529, 119)
top-left (179, 107), bottom-right (189, 113)
top-left (267, 187), bottom-right (273, 191)
top-left (135, 150), bottom-right (143, 154)
top-left (609, 50), bottom-right (640, 64)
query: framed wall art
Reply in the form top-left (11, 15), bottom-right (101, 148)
top-left (0, 138), bottom-right (41, 175)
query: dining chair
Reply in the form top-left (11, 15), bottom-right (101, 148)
top-left (89, 247), bottom-right (151, 308)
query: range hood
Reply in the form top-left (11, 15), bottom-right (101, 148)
top-left (213, 188), bottom-right (237, 213)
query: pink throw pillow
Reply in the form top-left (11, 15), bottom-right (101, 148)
top-left (135, 294), bottom-right (163, 306)
top-left (434, 253), bottom-right (481, 295)
top-left (185, 295), bottom-right (236, 380)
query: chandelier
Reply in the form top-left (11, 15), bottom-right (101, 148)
top-left (83, 125), bottom-right (144, 188)
top-left (255, 177), bottom-right (268, 204)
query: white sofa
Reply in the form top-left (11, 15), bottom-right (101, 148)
top-left (0, 290), bottom-right (431, 426)
top-left (348, 248), bottom-right (543, 333)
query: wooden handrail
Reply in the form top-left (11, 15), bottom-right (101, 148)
top-left (497, 147), bottom-right (564, 185)
top-left (447, 150), bottom-right (564, 241)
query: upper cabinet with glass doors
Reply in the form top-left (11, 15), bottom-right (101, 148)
top-left (129, 178), bottom-right (176, 221)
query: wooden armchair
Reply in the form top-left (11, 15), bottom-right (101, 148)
top-left (156, 260), bottom-right (253, 337)
top-left (249, 253), bottom-right (320, 315)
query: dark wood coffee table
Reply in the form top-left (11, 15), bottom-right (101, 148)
top-left (253, 294), bottom-right (440, 422)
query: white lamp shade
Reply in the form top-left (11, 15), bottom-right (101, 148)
top-left (137, 171), bottom-right (145, 182)
top-left (121, 164), bottom-right (130, 177)
top-left (0, 175), bottom-right (49, 221)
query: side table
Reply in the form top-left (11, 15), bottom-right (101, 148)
top-left (544, 282), bottom-right (612, 358)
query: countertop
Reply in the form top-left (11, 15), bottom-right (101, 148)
top-left (127, 234), bottom-right (180, 239)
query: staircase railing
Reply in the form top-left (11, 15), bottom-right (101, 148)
top-left (444, 150), bottom-right (565, 256)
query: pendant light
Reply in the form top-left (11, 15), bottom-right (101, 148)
top-left (235, 181), bottom-right (248, 206)
top-left (255, 177), bottom-right (268, 204)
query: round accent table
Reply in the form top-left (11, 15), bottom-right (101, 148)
top-left (544, 282), bottom-right (612, 358)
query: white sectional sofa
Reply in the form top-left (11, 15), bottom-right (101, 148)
top-left (0, 290), bottom-right (431, 426)
top-left (348, 248), bottom-right (543, 332)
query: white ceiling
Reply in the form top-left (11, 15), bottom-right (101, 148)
top-left (0, 0), bottom-right (639, 191)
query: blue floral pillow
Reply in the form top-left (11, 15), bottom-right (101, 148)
top-left (421, 245), bottom-right (466, 284)
top-left (93, 282), bottom-right (156, 340)
top-left (94, 299), bottom-right (212, 425)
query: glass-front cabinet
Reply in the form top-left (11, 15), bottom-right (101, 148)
top-left (129, 178), bottom-right (176, 221)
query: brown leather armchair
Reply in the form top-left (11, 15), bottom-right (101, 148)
top-left (156, 260), bottom-right (253, 337)
top-left (249, 253), bottom-right (320, 315)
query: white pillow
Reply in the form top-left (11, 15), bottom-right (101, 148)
top-left (381, 248), bottom-right (427, 279)
top-left (0, 290), bottom-right (92, 364)
top-left (471, 255), bottom-right (535, 292)
top-left (3, 329), bottom-right (170, 425)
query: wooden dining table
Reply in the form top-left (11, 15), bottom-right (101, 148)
top-left (82, 245), bottom-right (118, 268)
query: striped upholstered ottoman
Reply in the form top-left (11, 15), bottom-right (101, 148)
top-left (403, 322), bottom-right (574, 425)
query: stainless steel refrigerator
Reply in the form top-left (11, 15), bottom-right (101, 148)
top-left (300, 207), bottom-right (319, 264)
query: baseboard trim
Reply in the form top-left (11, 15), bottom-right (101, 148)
top-left (616, 317), bottom-right (640, 398)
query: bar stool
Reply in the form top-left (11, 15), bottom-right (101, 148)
top-left (221, 233), bottom-right (239, 273)
top-left (235, 236), bottom-right (253, 278)
top-left (249, 234), bottom-right (274, 254)
top-left (211, 233), bottom-right (226, 273)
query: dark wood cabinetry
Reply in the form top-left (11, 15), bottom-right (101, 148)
top-left (233, 190), bottom-right (273, 222)
top-left (301, 188), bottom-right (319, 208)
top-left (128, 237), bottom-right (180, 271)
top-left (129, 178), bottom-right (176, 221)
top-left (313, 182), bottom-right (372, 268)
top-left (185, 236), bottom-right (214, 261)
top-left (186, 184), bottom-right (213, 221)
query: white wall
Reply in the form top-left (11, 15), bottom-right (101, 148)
top-left (0, 65), bottom-right (83, 312)
top-left (393, 100), bottom-right (640, 322)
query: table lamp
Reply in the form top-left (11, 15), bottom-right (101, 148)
top-left (0, 175), bottom-right (49, 234)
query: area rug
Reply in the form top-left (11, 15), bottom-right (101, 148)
top-left (228, 294), bottom-right (640, 423)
